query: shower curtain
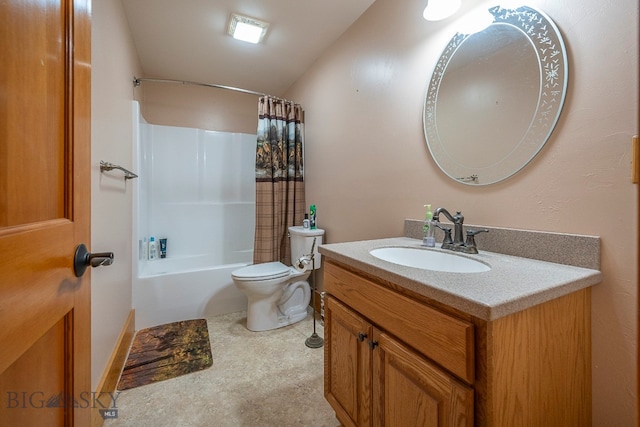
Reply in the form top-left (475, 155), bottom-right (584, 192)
top-left (253, 96), bottom-right (306, 265)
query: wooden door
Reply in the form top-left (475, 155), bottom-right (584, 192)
top-left (324, 296), bottom-right (373, 427)
top-left (0, 0), bottom-right (92, 426)
top-left (372, 330), bottom-right (474, 427)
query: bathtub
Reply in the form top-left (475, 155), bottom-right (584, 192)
top-left (133, 255), bottom-right (249, 330)
top-left (132, 106), bottom-right (257, 330)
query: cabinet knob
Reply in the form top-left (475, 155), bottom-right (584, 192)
top-left (357, 332), bottom-right (367, 342)
top-left (368, 340), bottom-right (379, 350)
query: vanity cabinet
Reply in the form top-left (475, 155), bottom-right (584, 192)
top-left (325, 296), bottom-right (473, 427)
top-left (323, 259), bottom-right (591, 426)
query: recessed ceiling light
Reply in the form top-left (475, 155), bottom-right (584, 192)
top-left (227, 13), bottom-right (269, 44)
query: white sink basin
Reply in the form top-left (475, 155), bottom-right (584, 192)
top-left (369, 247), bottom-right (491, 273)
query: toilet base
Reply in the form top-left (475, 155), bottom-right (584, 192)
top-left (277, 305), bottom-right (308, 328)
top-left (246, 303), bottom-right (308, 332)
top-left (245, 281), bottom-right (310, 332)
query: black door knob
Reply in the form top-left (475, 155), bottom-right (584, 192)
top-left (73, 243), bottom-right (114, 277)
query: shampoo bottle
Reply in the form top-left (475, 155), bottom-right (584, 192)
top-left (423, 204), bottom-right (435, 247)
top-left (148, 236), bottom-right (158, 260)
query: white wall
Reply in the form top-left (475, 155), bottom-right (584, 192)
top-left (286, 0), bottom-right (638, 424)
top-left (90, 0), bottom-right (142, 389)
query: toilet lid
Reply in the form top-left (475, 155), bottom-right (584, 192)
top-left (232, 262), bottom-right (291, 281)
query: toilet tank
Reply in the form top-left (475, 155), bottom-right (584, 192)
top-left (288, 226), bottom-right (324, 269)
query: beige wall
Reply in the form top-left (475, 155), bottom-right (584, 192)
top-left (91, 0), bottom-right (141, 389)
top-left (286, 0), bottom-right (638, 424)
top-left (137, 81), bottom-right (258, 133)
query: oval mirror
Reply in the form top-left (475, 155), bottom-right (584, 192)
top-left (424, 5), bottom-right (568, 185)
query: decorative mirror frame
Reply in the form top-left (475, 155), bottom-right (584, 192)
top-left (424, 5), bottom-right (568, 185)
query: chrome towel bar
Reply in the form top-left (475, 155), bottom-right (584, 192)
top-left (100, 160), bottom-right (138, 180)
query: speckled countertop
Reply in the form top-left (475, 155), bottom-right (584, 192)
top-left (318, 237), bottom-right (602, 321)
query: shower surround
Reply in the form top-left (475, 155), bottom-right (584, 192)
top-left (132, 102), bottom-right (255, 329)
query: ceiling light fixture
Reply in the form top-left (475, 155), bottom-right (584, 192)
top-left (457, 7), bottom-right (494, 35)
top-left (423, 0), bottom-right (462, 21)
top-left (227, 13), bottom-right (269, 44)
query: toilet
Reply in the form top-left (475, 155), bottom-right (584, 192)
top-left (232, 226), bottom-right (325, 331)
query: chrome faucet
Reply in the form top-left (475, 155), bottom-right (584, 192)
top-left (432, 208), bottom-right (488, 254)
top-left (432, 208), bottom-right (465, 246)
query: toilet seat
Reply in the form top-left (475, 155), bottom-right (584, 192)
top-left (231, 262), bottom-right (291, 282)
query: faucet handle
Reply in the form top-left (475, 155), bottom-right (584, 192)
top-left (463, 229), bottom-right (489, 254)
top-left (466, 228), bottom-right (489, 237)
top-left (433, 222), bottom-right (454, 249)
top-left (433, 222), bottom-right (452, 240)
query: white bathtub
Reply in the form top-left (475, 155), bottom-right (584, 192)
top-left (133, 255), bottom-right (249, 330)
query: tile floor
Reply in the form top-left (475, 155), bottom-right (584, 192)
top-left (104, 311), bottom-right (339, 427)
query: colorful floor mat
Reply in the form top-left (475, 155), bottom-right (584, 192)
top-left (117, 319), bottom-right (213, 390)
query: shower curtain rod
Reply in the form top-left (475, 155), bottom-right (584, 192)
top-left (133, 77), bottom-right (292, 103)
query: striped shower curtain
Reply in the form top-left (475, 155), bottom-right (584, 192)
top-left (253, 96), bottom-right (306, 265)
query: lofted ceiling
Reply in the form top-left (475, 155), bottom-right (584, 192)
top-left (122, 0), bottom-right (376, 96)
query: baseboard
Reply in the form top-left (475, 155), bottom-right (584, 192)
top-left (91, 309), bottom-right (135, 427)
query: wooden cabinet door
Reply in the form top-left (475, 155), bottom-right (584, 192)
top-left (324, 296), bottom-right (373, 427)
top-left (0, 0), bottom-right (91, 426)
top-left (372, 330), bottom-right (474, 427)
